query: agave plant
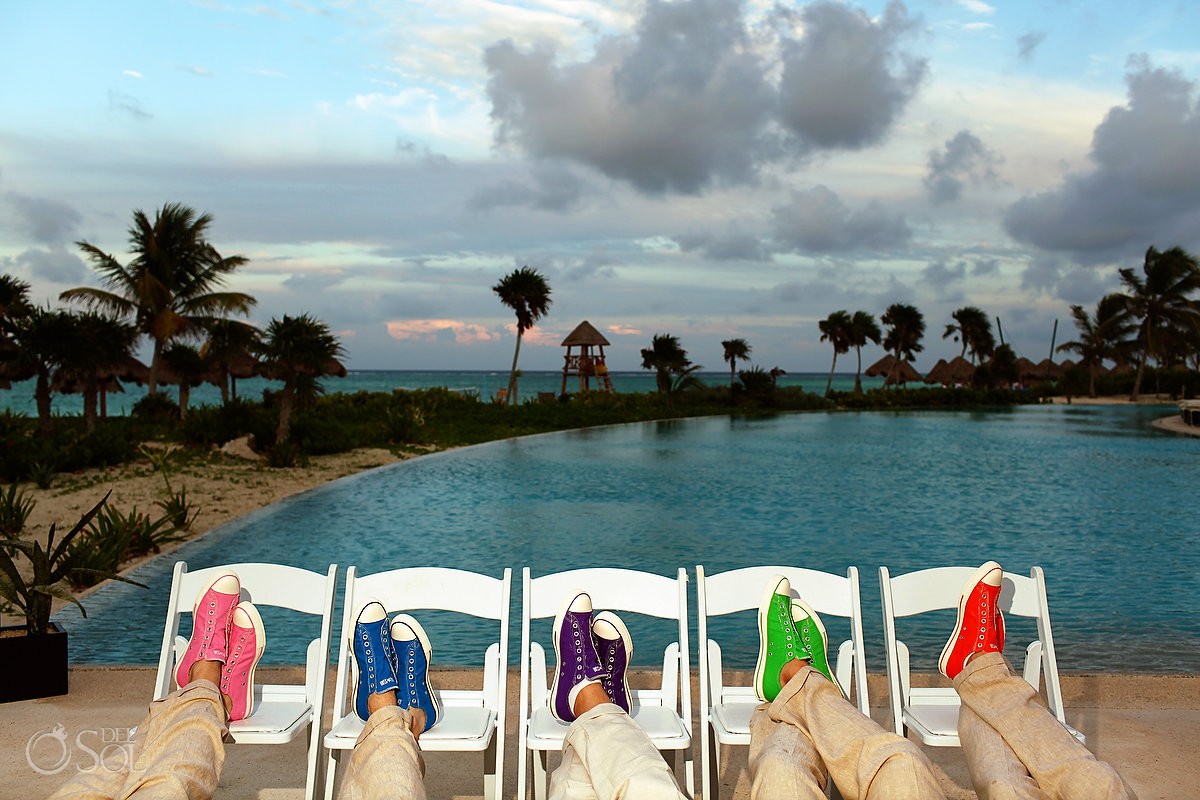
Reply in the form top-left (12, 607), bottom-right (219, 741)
top-left (0, 492), bottom-right (145, 636)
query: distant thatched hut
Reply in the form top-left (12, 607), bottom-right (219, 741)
top-left (560, 321), bottom-right (614, 394)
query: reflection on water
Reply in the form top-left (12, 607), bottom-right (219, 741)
top-left (58, 404), bottom-right (1198, 673)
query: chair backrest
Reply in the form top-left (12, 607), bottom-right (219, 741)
top-left (518, 566), bottom-right (692, 728)
top-left (153, 560), bottom-right (338, 703)
top-left (696, 565), bottom-right (869, 716)
top-left (879, 564), bottom-right (1066, 734)
top-left (328, 565), bottom-right (512, 728)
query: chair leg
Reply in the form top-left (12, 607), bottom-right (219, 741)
top-left (483, 737), bottom-right (497, 800)
top-left (323, 751), bottom-right (340, 800)
top-left (533, 750), bottom-right (549, 800)
top-left (705, 733), bottom-right (720, 800)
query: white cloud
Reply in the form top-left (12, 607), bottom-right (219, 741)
top-left (386, 319), bottom-right (499, 344)
top-left (122, 69), bottom-right (143, 79)
top-left (954, 0), bottom-right (995, 14)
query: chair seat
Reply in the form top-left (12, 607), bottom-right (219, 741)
top-left (711, 700), bottom-right (760, 742)
top-left (325, 706), bottom-right (497, 752)
top-left (527, 705), bottom-right (691, 750)
top-left (227, 686), bottom-right (313, 744)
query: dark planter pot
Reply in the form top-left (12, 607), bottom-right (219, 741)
top-left (0, 622), bottom-right (68, 703)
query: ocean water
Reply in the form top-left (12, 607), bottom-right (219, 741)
top-left (55, 404), bottom-right (1197, 674)
top-left (0, 369), bottom-right (878, 417)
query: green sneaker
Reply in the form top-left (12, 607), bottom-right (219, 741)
top-left (791, 598), bottom-right (846, 699)
top-left (754, 575), bottom-right (801, 701)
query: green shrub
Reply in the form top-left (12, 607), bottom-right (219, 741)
top-left (132, 393), bottom-right (180, 423)
top-left (156, 486), bottom-right (198, 532)
top-left (0, 483), bottom-right (35, 537)
top-left (29, 460), bottom-right (55, 489)
top-left (181, 399), bottom-right (271, 447)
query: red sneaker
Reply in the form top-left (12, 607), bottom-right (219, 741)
top-left (222, 602), bottom-right (266, 721)
top-left (938, 561), bottom-right (1003, 679)
top-left (175, 573), bottom-right (241, 689)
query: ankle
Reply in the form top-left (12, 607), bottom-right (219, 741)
top-left (778, 657), bottom-right (807, 689)
top-left (366, 689), bottom-right (398, 715)
top-left (571, 680), bottom-right (610, 718)
top-left (190, 659), bottom-right (222, 687)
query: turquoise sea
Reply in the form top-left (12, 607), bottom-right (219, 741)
top-left (54, 403), bottom-right (1198, 675)
top-left (0, 369), bottom-right (878, 417)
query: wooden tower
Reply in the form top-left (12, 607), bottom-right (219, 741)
top-left (560, 321), bottom-right (614, 394)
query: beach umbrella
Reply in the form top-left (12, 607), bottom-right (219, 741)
top-left (946, 356), bottom-right (976, 385)
top-left (885, 359), bottom-right (923, 386)
top-left (864, 354), bottom-right (897, 378)
top-left (1033, 358), bottom-right (1064, 380)
top-left (923, 359), bottom-right (951, 385)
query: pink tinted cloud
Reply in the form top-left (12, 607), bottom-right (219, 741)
top-left (386, 319), bottom-right (498, 344)
top-left (503, 324), bottom-right (559, 346)
top-left (606, 324), bottom-right (642, 336)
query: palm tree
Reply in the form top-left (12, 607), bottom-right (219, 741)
top-left (1058, 294), bottom-right (1136, 398)
top-left (943, 306), bottom-right (996, 364)
top-left (0, 274), bottom-right (33, 329)
top-left (492, 266), bottom-right (551, 406)
top-left (640, 334), bottom-right (692, 393)
top-left (721, 338), bottom-right (752, 389)
top-left (6, 307), bottom-right (77, 432)
top-left (63, 203), bottom-right (256, 396)
top-left (1118, 246), bottom-right (1200, 400)
top-left (881, 303), bottom-right (925, 386)
top-left (818, 311), bottom-right (852, 397)
top-left (255, 314), bottom-right (345, 445)
top-left (846, 311), bottom-right (882, 395)
top-left (201, 318), bottom-right (260, 404)
top-left (52, 312), bottom-right (137, 431)
top-left (0, 274), bottom-right (33, 379)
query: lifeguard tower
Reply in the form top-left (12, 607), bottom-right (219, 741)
top-left (560, 320), bottom-right (614, 394)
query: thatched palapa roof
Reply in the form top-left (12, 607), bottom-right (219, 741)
top-left (561, 320), bottom-right (610, 347)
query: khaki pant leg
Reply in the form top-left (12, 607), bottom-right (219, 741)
top-left (958, 703), bottom-right (1044, 800)
top-left (954, 654), bottom-right (1137, 800)
top-left (51, 681), bottom-right (227, 800)
top-left (337, 706), bottom-right (427, 800)
top-left (769, 666), bottom-right (945, 800)
top-left (747, 704), bottom-right (826, 800)
top-left (549, 703), bottom-right (688, 800)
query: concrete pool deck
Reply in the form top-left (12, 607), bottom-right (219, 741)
top-left (5, 667), bottom-right (1195, 799)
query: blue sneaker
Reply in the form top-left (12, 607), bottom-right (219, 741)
top-left (353, 601), bottom-right (398, 721)
top-left (390, 614), bottom-right (440, 732)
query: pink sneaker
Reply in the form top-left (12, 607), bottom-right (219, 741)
top-left (938, 561), bottom-right (1004, 679)
top-left (222, 602), bottom-right (266, 721)
top-left (175, 573), bottom-right (241, 689)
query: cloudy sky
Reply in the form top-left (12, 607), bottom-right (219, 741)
top-left (2, 0), bottom-right (1199, 373)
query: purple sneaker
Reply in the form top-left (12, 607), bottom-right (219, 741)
top-left (593, 611), bottom-right (633, 713)
top-left (550, 591), bottom-right (608, 722)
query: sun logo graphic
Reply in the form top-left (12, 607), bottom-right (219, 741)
top-left (26, 723), bottom-right (72, 775)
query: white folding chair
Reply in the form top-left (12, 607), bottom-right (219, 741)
top-left (695, 565), bottom-right (869, 800)
top-left (322, 566), bottom-right (511, 800)
top-left (153, 560), bottom-right (337, 800)
top-left (879, 564), bottom-right (1081, 747)
top-left (517, 567), bottom-right (694, 800)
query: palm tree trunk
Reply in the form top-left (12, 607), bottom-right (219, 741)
top-left (825, 353), bottom-right (838, 397)
top-left (148, 338), bottom-right (163, 396)
top-left (219, 367), bottom-right (230, 405)
top-left (1131, 321), bottom-right (1149, 400)
top-left (277, 384), bottom-right (294, 443)
top-left (179, 385), bottom-right (190, 420)
top-left (507, 330), bottom-right (523, 406)
top-left (83, 380), bottom-right (98, 434)
top-left (35, 370), bottom-right (52, 434)
top-left (100, 385), bottom-right (108, 418)
top-left (1088, 363), bottom-right (1097, 398)
top-left (854, 347), bottom-right (864, 395)
top-left (729, 361), bottom-right (735, 389)
top-left (231, 375), bottom-right (239, 402)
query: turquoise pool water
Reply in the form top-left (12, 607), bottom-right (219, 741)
top-left (57, 405), bottom-right (1199, 673)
